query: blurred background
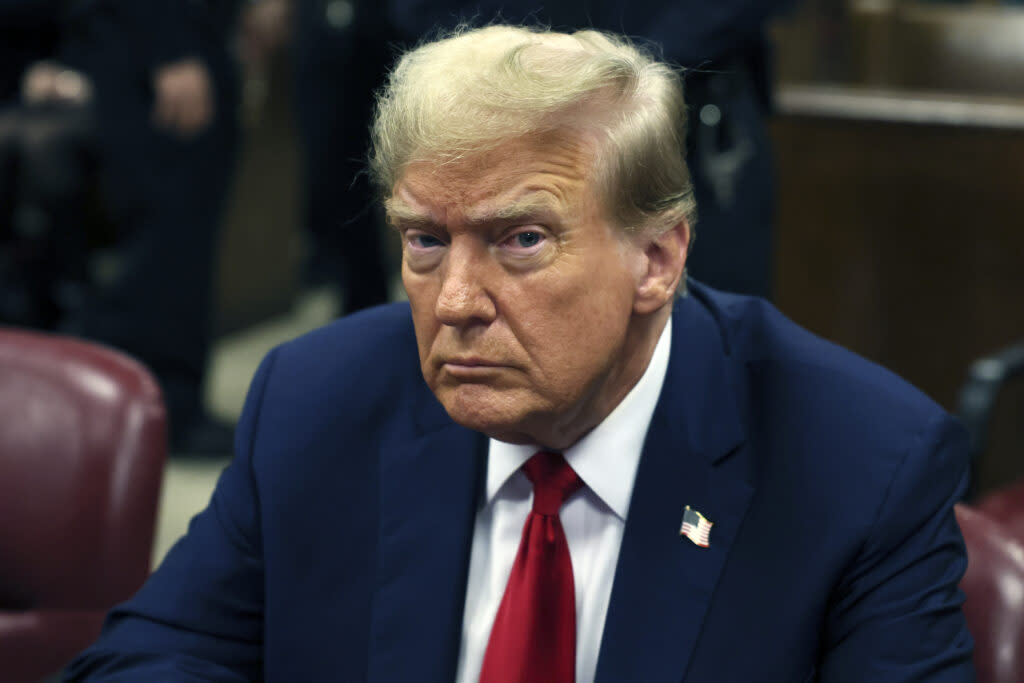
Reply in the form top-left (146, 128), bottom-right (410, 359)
top-left (2, 0), bottom-right (1024, 565)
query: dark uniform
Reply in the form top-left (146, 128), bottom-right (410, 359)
top-left (66, 0), bottom-right (243, 450)
top-left (1, 0), bottom-right (243, 450)
top-left (0, 3), bottom-right (67, 325)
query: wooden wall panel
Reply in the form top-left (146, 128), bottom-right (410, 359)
top-left (771, 87), bottom-right (1024, 495)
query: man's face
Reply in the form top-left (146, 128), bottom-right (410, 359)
top-left (390, 134), bottom-right (662, 449)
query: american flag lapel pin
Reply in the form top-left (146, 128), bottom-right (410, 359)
top-left (679, 505), bottom-right (713, 548)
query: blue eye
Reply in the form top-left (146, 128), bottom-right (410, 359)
top-left (514, 232), bottom-right (542, 248)
top-left (413, 234), bottom-right (444, 248)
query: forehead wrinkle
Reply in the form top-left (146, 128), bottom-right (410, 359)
top-left (462, 156), bottom-right (593, 226)
top-left (390, 134), bottom-right (597, 229)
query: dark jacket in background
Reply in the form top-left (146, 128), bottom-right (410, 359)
top-left (1, 0), bottom-right (244, 433)
top-left (0, 0), bottom-right (63, 103)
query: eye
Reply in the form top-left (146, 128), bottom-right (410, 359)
top-left (405, 231), bottom-right (445, 250)
top-left (501, 229), bottom-right (546, 252)
top-left (415, 235), bottom-right (444, 248)
top-left (514, 232), bottom-right (542, 248)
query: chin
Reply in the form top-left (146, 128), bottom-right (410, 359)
top-left (435, 384), bottom-right (537, 443)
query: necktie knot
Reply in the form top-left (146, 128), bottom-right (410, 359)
top-left (523, 451), bottom-right (582, 516)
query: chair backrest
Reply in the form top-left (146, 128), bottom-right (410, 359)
top-left (958, 342), bottom-right (1024, 501)
top-left (0, 328), bottom-right (167, 680)
top-left (0, 328), bottom-right (166, 610)
top-left (955, 502), bottom-right (1024, 683)
top-left (976, 479), bottom-right (1024, 542)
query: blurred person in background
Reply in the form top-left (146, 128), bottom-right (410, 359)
top-left (242, 0), bottom-right (794, 303)
top-left (0, 0), bottom-right (83, 329)
top-left (242, 0), bottom-right (397, 313)
top-left (0, 0), bottom-right (244, 455)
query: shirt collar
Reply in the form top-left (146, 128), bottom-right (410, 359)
top-left (486, 317), bottom-right (673, 520)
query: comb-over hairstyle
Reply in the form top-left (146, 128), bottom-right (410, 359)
top-left (370, 24), bottom-right (697, 236)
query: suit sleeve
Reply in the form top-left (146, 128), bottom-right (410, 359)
top-left (820, 413), bottom-right (975, 682)
top-left (64, 347), bottom-right (279, 682)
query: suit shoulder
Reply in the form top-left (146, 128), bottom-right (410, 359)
top-left (695, 285), bottom-right (947, 427)
top-left (249, 302), bottom-right (424, 418)
top-left (272, 302), bottom-right (418, 379)
top-left (687, 283), bottom-right (964, 507)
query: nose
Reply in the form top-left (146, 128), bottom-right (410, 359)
top-left (434, 241), bottom-right (497, 327)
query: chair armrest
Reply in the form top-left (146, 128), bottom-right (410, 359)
top-left (0, 608), bottom-right (107, 683)
top-left (957, 342), bottom-right (1024, 500)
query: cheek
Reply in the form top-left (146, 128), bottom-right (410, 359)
top-left (563, 277), bottom-right (636, 358)
top-left (400, 259), bottom-right (420, 296)
top-left (404, 278), bottom-right (440, 363)
top-left (514, 278), bottom-right (634, 372)
top-left (515, 252), bottom-right (634, 326)
top-left (555, 269), bottom-right (637, 331)
top-left (403, 267), bottom-right (438, 315)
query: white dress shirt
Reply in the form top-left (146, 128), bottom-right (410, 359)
top-left (454, 319), bottom-right (672, 683)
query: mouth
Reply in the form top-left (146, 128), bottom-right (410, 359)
top-left (440, 358), bottom-right (510, 377)
top-left (444, 357), bottom-right (499, 368)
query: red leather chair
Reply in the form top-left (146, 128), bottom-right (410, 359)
top-left (0, 328), bottom-right (167, 682)
top-left (955, 339), bottom-right (1024, 681)
top-left (957, 496), bottom-right (1024, 683)
top-left (976, 479), bottom-right (1024, 543)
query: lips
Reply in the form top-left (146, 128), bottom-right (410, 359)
top-left (438, 357), bottom-right (514, 380)
top-left (443, 358), bottom-right (500, 368)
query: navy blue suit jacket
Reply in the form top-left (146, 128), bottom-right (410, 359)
top-left (67, 282), bottom-right (974, 681)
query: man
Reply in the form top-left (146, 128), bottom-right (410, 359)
top-left (67, 25), bottom-right (973, 682)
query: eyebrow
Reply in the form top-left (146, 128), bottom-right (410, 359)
top-left (465, 194), bottom-right (561, 225)
top-left (384, 197), bottom-right (435, 229)
top-left (385, 193), bottom-right (562, 229)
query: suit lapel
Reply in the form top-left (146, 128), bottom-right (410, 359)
top-left (366, 388), bottom-right (486, 683)
top-left (595, 290), bottom-right (755, 683)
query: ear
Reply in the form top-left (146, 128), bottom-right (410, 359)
top-left (633, 220), bottom-right (690, 315)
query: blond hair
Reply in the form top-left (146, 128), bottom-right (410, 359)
top-left (370, 24), bottom-right (696, 236)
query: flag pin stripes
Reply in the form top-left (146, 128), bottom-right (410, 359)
top-left (679, 505), bottom-right (713, 548)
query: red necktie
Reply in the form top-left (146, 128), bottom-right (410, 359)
top-left (479, 451), bottom-right (584, 683)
